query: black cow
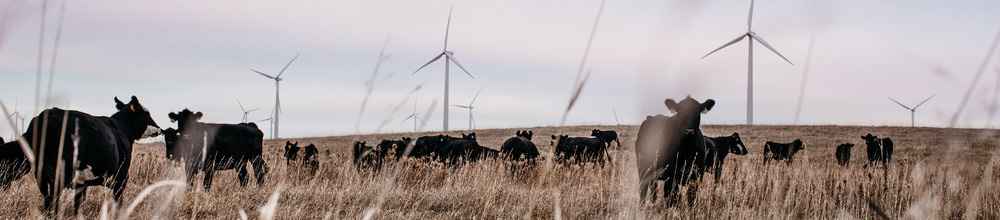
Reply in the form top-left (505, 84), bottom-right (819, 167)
top-left (439, 137), bottom-right (500, 167)
top-left (591, 129), bottom-right (621, 149)
top-left (836, 143), bottom-right (854, 167)
top-left (861, 134), bottom-right (893, 166)
top-left (763, 139), bottom-right (806, 165)
top-left (353, 141), bottom-right (377, 171)
top-left (284, 141), bottom-right (300, 165)
top-left (166, 109), bottom-right (268, 191)
top-left (0, 136), bottom-right (3, 144)
top-left (0, 96), bottom-right (161, 213)
top-left (704, 133), bottom-right (748, 182)
top-left (501, 130), bottom-right (539, 162)
top-left (405, 134), bottom-right (458, 159)
top-left (552, 135), bottom-right (608, 166)
top-left (377, 137), bottom-right (411, 160)
top-left (0, 141), bottom-right (30, 190)
top-left (635, 96), bottom-right (714, 204)
top-left (303, 144), bottom-right (319, 175)
top-left (162, 128), bottom-right (179, 159)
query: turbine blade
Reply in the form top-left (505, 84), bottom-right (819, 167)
top-left (888, 97), bottom-right (913, 110)
top-left (401, 114), bottom-right (415, 123)
top-left (412, 53), bottom-right (445, 75)
top-left (749, 31), bottom-right (794, 65)
top-left (701, 34), bottom-right (748, 59)
top-left (747, 0), bottom-right (755, 31)
top-left (237, 99), bottom-right (246, 111)
top-left (913, 94), bottom-right (937, 109)
top-left (453, 105), bottom-right (470, 108)
top-left (251, 69), bottom-right (277, 79)
top-left (248, 108), bottom-right (261, 113)
top-left (445, 6), bottom-right (453, 50)
top-left (417, 117), bottom-right (427, 125)
top-left (470, 87), bottom-right (483, 105)
top-left (276, 53), bottom-right (301, 78)
top-left (446, 54), bottom-right (474, 79)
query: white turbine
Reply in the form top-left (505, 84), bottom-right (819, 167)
top-left (258, 109), bottom-right (274, 139)
top-left (701, 0), bottom-right (794, 125)
top-left (452, 88), bottom-right (482, 130)
top-left (251, 54), bottom-right (299, 138)
top-left (7, 99), bottom-right (26, 139)
top-left (402, 95), bottom-right (426, 132)
top-left (889, 94), bottom-right (936, 127)
top-left (412, 7), bottom-right (476, 132)
top-left (237, 99), bottom-right (260, 123)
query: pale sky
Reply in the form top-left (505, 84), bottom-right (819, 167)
top-left (2, 0), bottom-right (999, 139)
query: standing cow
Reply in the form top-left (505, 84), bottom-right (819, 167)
top-left (166, 109), bottom-right (268, 191)
top-left (591, 129), bottom-right (621, 149)
top-left (501, 130), bottom-right (539, 162)
top-left (703, 133), bottom-right (748, 183)
top-left (284, 141), bottom-right (300, 165)
top-left (635, 96), bottom-right (714, 204)
top-left (0, 96), bottom-right (161, 214)
top-left (552, 135), bottom-right (608, 166)
top-left (836, 143), bottom-right (854, 167)
top-left (861, 133), bottom-right (893, 166)
top-left (763, 139), bottom-right (806, 165)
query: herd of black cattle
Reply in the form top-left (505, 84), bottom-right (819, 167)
top-left (0, 96), bottom-right (899, 214)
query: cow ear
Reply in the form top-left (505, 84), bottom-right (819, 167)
top-left (194, 112), bottom-right (203, 121)
top-left (664, 99), bottom-right (679, 114)
top-left (115, 97), bottom-right (126, 110)
top-left (529, 131), bottom-right (533, 135)
top-left (552, 135), bottom-right (556, 139)
top-left (701, 99), bottom-right (716, 114)
top-left (168, 112), bottom-right (178, 122)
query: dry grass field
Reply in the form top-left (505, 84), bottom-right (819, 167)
top-left (1, 124), bottom-right (998, 219)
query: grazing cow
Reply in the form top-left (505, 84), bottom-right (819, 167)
top-left (635, 97), bottom-right (714, 204)
top-left (439, 137), bottom-right (500, 167)
top-left (353, 141), bottom-right (377, 171)
top-left (377, 137), bottom-right (412, 161)
top-left (836, 143), bottom-right (854, 167)
top-left (167, 109), bottom-right (268, 191)
top-left (501, 130), bottom-right (540, 162)
top-left (552, 135), bottom-right (609, 165)
top-left (303, 144), bottom-right (319, 175)
top-left (0, 141), bottom-right (31, 190)
top-left (0, 96), bottom-right (161, 213)
top-left (591, 129), bottom-right (621, 149)
top-left (704, 133), bottom-right (748, 182)
top-left (406, 134), bottom-right (458, 159)
top-left (284, 141), bottom-right (301, 165)
top-left (763, 139), bottom-right (806, 165)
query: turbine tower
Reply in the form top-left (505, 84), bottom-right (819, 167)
top-left (889, 94), bottom-right (936, 127)
top-left (412, 7), bottom-right (476, 131)
top-left (701, 0), bottom-right (794, 125)
top-left (452, 88), bottom-right (482, 130)
top-left (251, 54), bottom-right (299, 138)
top-left (237, 99), bottom-right (260, 123)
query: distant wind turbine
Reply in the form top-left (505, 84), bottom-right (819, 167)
top-left (251, 54), bottom-right (299, 138)
top-left (412, 7), bottom-right (476, 132)
top-left (701, 0), bottom-right (794, 125)
top-left (7, 99), bottom-right (26, 138)
top-left (452, 88), bottom-right (482, 130)
top-left (237, 99), bottom-right (260, 123)
top-left (402, 95), bottom-right (427, 132)
top-left (889, 94), bottom-right (936, 127)
top-left (258, 109), bottom-right (274, 139)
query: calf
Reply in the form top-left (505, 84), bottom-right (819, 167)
top-left (353, 141), bottom-right (377, 171)
top-left (377, 137), bottom-right (411, 160)
top-left (635, 96), bottom-right (714, 205)
top-left (763, 139), bottom-right (806, 165)
top-left (861, 134), bottom-right (894, 166)
top-left (591, 129), bottom-right (621, 149)
top-left (881, 137), bottom-right (893, 164)
top-left (303, 144), bottom-right (319, 175)
top-left (501, 130), bottom-right (539, 162)
top-left (0, 96), bottom-right (161, 213)
top-left (836, 143), bottom-right (854, 167)
top-left (284, 141), bottom-right (300, 165)
top-left (167, 109), bottom-right (268, 191)
top-left (704, 133), bottom-right (748, 182)
top-left (552, 135), bottom-right (608, 165)
top-left (439, 137), bottom-right (499, 167)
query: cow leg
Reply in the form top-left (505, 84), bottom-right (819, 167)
top-left (73, 186), bottom-right (88, 215)
top-left (39, 180), bottom-right (58, 215)
top-left (714, 157), bottom-right (725, 183)
top-left (237, 161), bottom-right (250, 187)
top-left (252, 156), bottom-right (269, 186)
top-left (663, 178), bottom-right (677, 206)
top-left (203, 168), bottom-right (215, 192)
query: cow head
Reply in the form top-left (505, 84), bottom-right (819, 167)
top-left (162, 128), bottom-right (179, 159)
top-left (861, 133), bottom-right (879, 146)
top-left (664, 96), bottom-right (715, 136)
top-left (113, 96), bottom-right (161, 140)
top-left (790, 139), bottom-right (806, 157)
top-left (729, 133), bottom-right (748, 155)
top-left (167, 109), bottom-right (204, 132)
top-left (591, 129), bottom-right (601, 136)
top-left (839, 143), bottom-right (855, 149)
top-left (462, 133), bottom-right (477, 141)
top-left (550, 135), bottom-right (569, 146)
top-left (0, 143), bottom-right (30, 190)
top-left (284, 141), bottom-right (300, 164)
top-left (516, 130), bottom-right (533, 140)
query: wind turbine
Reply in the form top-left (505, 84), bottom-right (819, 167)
top-left (402, 95), bottom-right (426, 132)
top-left (889, 94), bottom-right (936, 127)
top-left (7, 99), bottom-right (26, 139)
top-left (237, 99), bottom-right (260, 123)
top-left (258, 109), bottom-right (274, 139)
top-left (412, 7), bottom-right (476, 132)
top-left (701, 0), bottom-right (794, 125)
top-left (250, 53), bottom-right (299, 138)
top-left (452, 88), bottom-right (482, 130)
